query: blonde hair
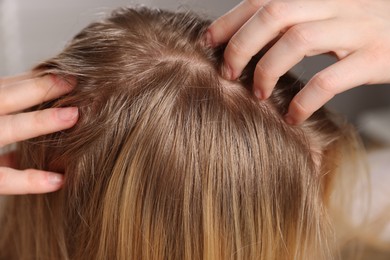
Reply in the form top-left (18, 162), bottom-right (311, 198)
top-left (0, 6), bottom-right (363, 259)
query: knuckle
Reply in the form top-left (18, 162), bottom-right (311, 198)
top-left (33, 76), bottom-right (50, 94)
top-left (25, 169), bottom-right (42, 193)
top-left (216, 16), bottom-right (231, 36)
top-left (365, 46), bottom-right (383, 64)
top-left (255, 61), bottom-right (276, 79)
top-left (25, 169), bottom-right (36, 184)
top-left (290, 98), bottom-right (308, 116)
top-left (32, 110), bottom-right (55, 134)
top-left (286, 25), bottom-right (313, 49)
top-left (33, 110), bottom-right (47, 126)
top-left (227, 37), bottom-right (252, 59)
top-left (0, 91), bottom-right (12, 115)
top-left (246, 0), bottom-right (263, 9)
top-left (260, 1), bottom-right (289, 23)
top-left (311, 73), bottom-right (338, 95)
top-left (1, 116), bottom-right (17, 146)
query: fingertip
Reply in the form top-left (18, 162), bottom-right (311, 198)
top-left (56, 107), bottom-right (79, 123)
top-left (46, 172), bottom-right (64, 187)
top-left (49, 74), bottom-right (77, 92)
top-left (284, 113), bottom-right (297, 125)
top-left (35, 171), bottom-right (64, 193)
top-left (26, 169), bottom-right (64, 194)
top-left (285, 101), bottom-right (307, 125)
top-left (263, 92), bottom-right (271, 100)
top-left (207, 18), bottom-right (227, 48)
top-left (253, 81), bottom-right (272, 100)
top-left (0, 168), bottom-right (64, 195)
top-left (254, 89), bottom-right (263, 99)
top-left (253, 70), bottom-right (278, 100)
top-left (221, 63), bottom-right (233, 80)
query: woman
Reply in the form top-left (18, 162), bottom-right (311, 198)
top-left (0, 6), bottom-right (366, 259)
top-left (2, 0), bottom-right (390, 195)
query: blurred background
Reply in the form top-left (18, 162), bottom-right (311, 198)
top-left (0, 0), bottom-right (389, 147)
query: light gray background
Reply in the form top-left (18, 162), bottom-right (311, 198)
top-left (0, 0), bottom-right (389, 128)
top-left (0, 0), bottom-right (238, 75)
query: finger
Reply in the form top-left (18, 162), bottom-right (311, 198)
top-left (223, 0), bottom-right (336, 80)
top-left (253, 20), bottom-right (357, 99)
top-left (0, 107), bottom-right (79, 147)
top-left (0, 72), bottom-right (33, 86)
top-left (286, 51), bottom-right (373, 125)
top-left (207, 0), bottom-right (266, 46)
top-left (0, 167), bottom-right (63, 195)
top-left (0, 74), bottom-right (76, 115)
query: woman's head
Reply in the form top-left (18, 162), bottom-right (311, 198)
top-left (0, 6), bottom-right (360, 260)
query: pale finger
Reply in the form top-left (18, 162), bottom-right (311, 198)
top-left (207, 0), bottom-right (266, 46)
top-left (0, 74), bottom-right (75, 115)
top-left (0, 167), bottom-right (63, 195)
top-left (0, 72), bottom-right (33, 86)
top-left (0, 107), bottom-right (79, 147)
top-left (286, 52), bottom-right (373, 124)
top-left (254, 20), bottom-right (357, 99)
top-left (223, 0), bottom-right (335, 80)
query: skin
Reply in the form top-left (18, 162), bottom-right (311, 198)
top-left (206, 0), bottom-right (390, 124)
top-left (0, 73), bottom-right (78, 194)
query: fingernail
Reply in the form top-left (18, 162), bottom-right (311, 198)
top-left (222, 63), bottom-right (233, 80)
top-left (57, 107), bottom-right (79, 121)
top-left (47, 173), bottom-right (64, 185)
top-left (205, 31), bottom-right (214, 47)
top-left (254, 89), bottom-right (263, 100)
top-left (284, 113), bottom-right (295, 125)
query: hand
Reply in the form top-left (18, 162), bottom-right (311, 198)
top-left (0, 73), bottom-right (78, 194)
top-left (207, 0), bottom-right (390, 124)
